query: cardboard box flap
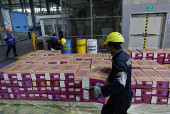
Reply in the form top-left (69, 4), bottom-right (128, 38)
top-left (36, 57), bottom-right (51, 62)
top-left (20, 64), bottom-right (42, 73)
top-left (83, 54), bottom-right (92, 59)
top-left (89, 66), bottom-right (111, 76)
top-left (8, 64), bottom-right (30, 72)
top-left (92, 54), bottom-right (101, 59)
top-left (77, 70), bottom-right (90, 77)
top-left (123, 49), bottom-right (131, 54)
top-left (100, 54), bottom-right (110, 59)
top-left (128, 49), bottom-right (142, 53)
top-left (62, 64), bottom-right (79, 72)
top-left (91, 60), bottom-right (101, 66)
top-left (132, 69), bottom-right (148, 78)
top-left (74, 54), bottom-right (84, 59)
top-left (34, 65), bottom-right (53, 73)
top-left (80, 61), bottom-right (91, 67)
top-left (135, 78), bottom-right (152, 81)
top-left (102, 60), bottom-right (112, 65)
top-left (144, 60), bottom-right (160, 66)
top-left (49, 64), bottom-right (66, 72)
top-left (156, 70), bottom-right (170, 79)
top-left (142, 69), bottom-right (165, 79)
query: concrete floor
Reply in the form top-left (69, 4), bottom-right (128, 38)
top-left (0, 100), bottom-right (170, 114)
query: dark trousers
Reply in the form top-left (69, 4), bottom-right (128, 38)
top-left (6, 45), bottom-right (17, 56)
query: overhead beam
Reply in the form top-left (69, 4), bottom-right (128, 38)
top-left (29, 0), bottom-right (36, 27)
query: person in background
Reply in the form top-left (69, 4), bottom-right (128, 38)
top-left (90, 32), bottom-right (132, 114)
top-left (3, 29), bottom-right (18, 58)
top-left (48, 33), bottom-right (66, 51)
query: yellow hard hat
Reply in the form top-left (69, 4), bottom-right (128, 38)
top-left (61, 38), bottom-right (66, 45)
top-left (104, 32), bottom-right (125, 44)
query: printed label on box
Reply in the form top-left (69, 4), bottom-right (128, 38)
top-left (69, 88), bottom-right (74, 91)
top-left (76, 96), bottom-right (80, 101)
top-left (2, 87), bottom-right (6, 89)
top-left (41, 87), bottom-right (46, 90)
top-left (82, 77), bottom-right (90, 89)
top-left (69, 83), bottom-right (74, 85)
top-left (132, 53), bottom-right (135, 58)
top-left (131, 82), bottom-right (135, 85)
top-left (83, 90), bottom-right (89, 100)
top-left (40, 76), bottom-right (44, 79)
top-left (31, 74), bottom-right (36, 81)
top-left (162, 99), bottom-right (167, 102)
top-left (33, 87), bottom-right (37, 90)
top-left (10, 94), bottom-right (14, 98)
top-left (19, 88), bottom-right (24, 91)
top-left (143, 53), bottom-right (146, 58)
top-left (54, 87), bottom-right (59, 90)
top-left (146, 81), bottom-right (152, 84)
top-left (75, 81), bottom-right (80, 84)
top-left (132, 98), bottom-right (134, 102)
top-left (35, 94), bottom-right (39, 96)
top-left (17, 73), bottom-right (22, 80)
top-left (75, 89), bottom-right (80, 92)
top-left (136, 89), bottom-right (141, 96)
top-left (6, 81), bottom-right (10, 83)
top-left (27, 88), bottom-right (32, 90)
top-left (29, 94), bottom-right (34, 97)
top-left (12, 76), bottom-right (16, 78)
top-left (26, 75), bottom-right (30, 78)
top-left (3, 74), bottom-right (9, 80)
top-left (48, 95), bottom-right (52, 99)
top-left (18, 82), bottom-right (22, 86)
top-left (61, 95), bottom-right (66, 98)
top-left (152, 90), bottom-right (156, 94)
top-left (153, 81), bottom-right (157, 87)
top-left (21, 94), bottom-right (26, 97)
top-left (69, 95), bottom-right (74, 98)
top-left (69, 76), bottom-right (74, 78)
top-left (33, 82), bottom-right (36, 86)
top-left (151, 97), bottom-right (157, 104)
top-left (146, 92), bottom-right (151, 94)
top-left (47, 87), bottom-right (51, 90)
top-left (60, 81), bottom-right (65, 87)
top-left (54, 75), bottom-right (59, 78)
top-left (60, 73), bottom-right (65, 80)
top-left (42, 94), bottom-right (47, 97)
top-left (47, 81), bottom-right (50, 86)
top-left (45, 73), bottom-right (50, 80)
top-left (61, 88), bottom-right (66, 91)
top-left (13, 81), bottom-right (17, 83)
top-left (168, 98), bottom-right (170, 104)
top-left (57, 61), bottom-right (60, 64)
top-left (154, 53), bottom-right (157, 58)
top-left (136, 97), bottom-right (141, 100)
top-left (137, 81), bottom-right (142, 84)
top-left (8, 88), bottom-right (12, 92)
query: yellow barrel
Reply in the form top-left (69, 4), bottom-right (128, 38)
top-left (76, 38), bottom-right (86, 53)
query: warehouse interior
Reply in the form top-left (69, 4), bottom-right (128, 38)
top-left (0, 0), bottom-right (170, 114)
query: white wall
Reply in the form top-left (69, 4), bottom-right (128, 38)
top-left (123, 0), bottom-right (170, 5)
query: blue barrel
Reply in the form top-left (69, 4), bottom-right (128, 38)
top-left (61, 39), bottom-right (72, 53)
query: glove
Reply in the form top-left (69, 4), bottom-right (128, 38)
top-left (51, 48), bottom-right (55, 51)
top-left (90, 85), bottom-right (102, 99)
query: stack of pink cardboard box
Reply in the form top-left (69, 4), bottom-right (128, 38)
top-left (131, 59), bottom-right (170, 104)
top-left (124, 48), bottom-right (170, 64)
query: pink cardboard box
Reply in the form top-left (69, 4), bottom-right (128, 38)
top-left (135, 96), bottom-right (151, 104)
top-left (57, 56), bottom-right (73, 64)
top-left (92, 54), bottom-right (101, 60)
top-left (151, 96), bottom-right (168, 104)
top-left (82, 75), bottom-right (106, 90)
top-left (164, 52), bottom-right (170, 59)
top-left (142, 69), bottom-right (169, 89)
top-left (48, 94), bottom-right (61, 101)
top-left (60, 81), bottom-right (74, 88)
top-left (9, 94), bottom-right (21, 99)
top-left (135, 89), bottom-right (152, 97)
top-left (83, 54), bottom-right (92, 60)
top-left (45, 50), bottom-right (61, 56)
top-left (135, 78), bottom-right (153, 89)
top-left (7, 87), bottom-right (20, 94)
top-left (0, 93), bottom-right (9, 99)
top-left (73, 54), bottom-right (84, 60)
top-left (33, 87), bottom-right (47, 93)
top-left (74, 77), bottom-right (82, 88)
top-left (0, 73), bottom-right (4, 80)
top-left (0, 86), bottom-right (8, 93)
top-left (34, 94), bottom-right (48, 100)
top-left (3, 73), bottom-right (18, 81)
top-left (21, 94), bottom-right (34, 100)
top-left (131, 77), bottom-right (136, 89)
top-left (152, 89), bottom-right (168, 97)
top-left (61, 94), bottom-right (75, 101)
top-left (0, 80), bottom-right (6, 86)
top-left (19, 87), bottom-right (33, 94)
top-left (61, 88), bottom-right (74, 94)
top-left (75, 95), bottom-right (89, 102)
top-left (5, 80), bottom-right (18, 87)
top-left (164, 58), bottom-right (170, 64)
top-left (46, 87), bottom-right (60, 94)
top-left (100, 54), bottom-right (110, 60)
top-left (91, 60), bottom-right (102, 69)
top-left (132, 89), bottom-right (135, 97)
top-left (75, 88), bottom-right (83, 95)
top-left (153, 58), bottom-right (164, 64)
top-left (79, 61), bottom-right (91, 70)
top-left (18, 80), bottom-right (32, 87)
top-left (128, 49), bottom-right (143, 59)
top-left (45, 56), bottom-right (61, 64)
top-left (137, 49), bottom-right (153, 58)
top-left (46, 80), bottom-right (60, 87)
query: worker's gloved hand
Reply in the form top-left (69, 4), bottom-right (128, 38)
top-left (51, 48), bottom-right (55, 51)
top-left (90, 85), bottom-right (103, 99)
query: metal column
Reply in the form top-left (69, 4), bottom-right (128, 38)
top-left (90, 0), bottom-right (93, 39)
top-left (8, 0), bottom-right (12, 11)
top-left (29, 0), bottom-right (36, 27)
top-left (20, 0), bottom-right (24, 12)
top-left (46, 1), bottom-right (50, 15)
